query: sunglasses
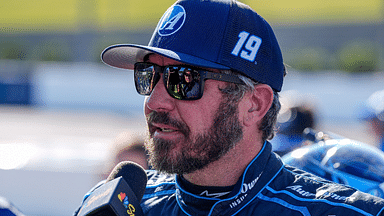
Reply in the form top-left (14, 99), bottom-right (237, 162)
top-left (134, 62), bottom-right (244, 100)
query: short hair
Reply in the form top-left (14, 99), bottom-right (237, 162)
top-left (220, 70), bottom-right (281, 141)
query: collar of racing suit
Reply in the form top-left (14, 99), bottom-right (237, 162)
top-left (175, 141), bottom-right (284, 215)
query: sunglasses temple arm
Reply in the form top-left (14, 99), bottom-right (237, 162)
top-left (203, 71), bottom-right (243, 84)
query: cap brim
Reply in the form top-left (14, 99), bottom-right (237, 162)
top-left (101, 44), bottom-right (230, 70)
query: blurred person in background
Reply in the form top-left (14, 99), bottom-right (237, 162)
top-left (75, 0), bottom-right (384, 215)
top-left (99, 131), bottom-right (149, 180)
top-left (271, 90), bottom-right (317, 156)
top-left (360, 89), bottom-right (384, 150)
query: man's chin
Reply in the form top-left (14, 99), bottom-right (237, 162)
top-left (154, 154), bottom-right (212, 175)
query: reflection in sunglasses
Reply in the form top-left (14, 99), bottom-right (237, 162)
top-left (134, 62), bottom-right (243, 100)
top-left (167, 70), bottom-right (183, 99)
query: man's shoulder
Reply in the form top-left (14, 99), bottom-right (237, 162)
top-left (141, 170), bottom-right (177, 214)
top-left (143, 170), bottom-right (176, 198)
top-left (146, 170), bottom-right (176, 186)
top-left (271, 165), bottom-right (384, 215)
top-left (283, 165), bottom-right (331, 182)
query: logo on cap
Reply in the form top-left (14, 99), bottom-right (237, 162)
top-left (158, 5), bottom-right (186, 36)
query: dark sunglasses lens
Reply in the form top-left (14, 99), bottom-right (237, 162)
top-left (134, 63), bottom-right (159, 95)
top-left (164, 66), bottom-right (202, 100)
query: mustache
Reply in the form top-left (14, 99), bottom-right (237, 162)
top-left (147, 111), bottom-right (190, 137)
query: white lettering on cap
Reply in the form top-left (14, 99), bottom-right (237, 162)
top-left (158, 5), bottom-right (186, 36)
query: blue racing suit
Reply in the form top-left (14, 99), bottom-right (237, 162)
top-left (74, 141), bottom-right (384, 215)
top-left (141, 141), bottom-right (384, 216)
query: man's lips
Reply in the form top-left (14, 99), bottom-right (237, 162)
top-left (146, 111), bottom-right (190, 138)
top-left (149, 123), bottom-right (181, 136)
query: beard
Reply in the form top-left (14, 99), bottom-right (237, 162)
top-left (145, 97), bottom-right (243, 175)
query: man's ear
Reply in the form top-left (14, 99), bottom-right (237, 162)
top-left (243, 84), bottom-right (274, 127)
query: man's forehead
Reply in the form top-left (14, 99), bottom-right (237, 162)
top-left (145, 53), bottom-right (180, 65)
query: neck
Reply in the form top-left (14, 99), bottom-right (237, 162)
top-left (182, 137), bottom-right (263, 187)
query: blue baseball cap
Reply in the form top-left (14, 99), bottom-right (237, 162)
top-left (102, 0), bottom-right (285, 91)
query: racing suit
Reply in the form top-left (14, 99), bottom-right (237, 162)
top-left (74, 141), bottom-right (384, 215)
top-left (141, 141), bottom-right (384, 216)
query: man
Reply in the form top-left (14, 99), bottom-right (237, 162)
top-left (360, 89), bottom-right (384, 151)
top-left (181, 69), bottom-right (200, 99)
top-left (76, 0), bottom-right (384, 215)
